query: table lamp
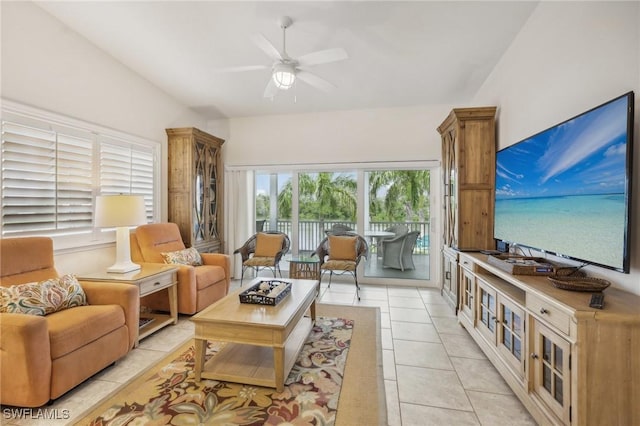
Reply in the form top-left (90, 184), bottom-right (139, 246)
top-left (95, 194), bottom-right (147, 273)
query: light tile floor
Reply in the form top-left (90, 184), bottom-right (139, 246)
top-left (320, 281), bottom-right (537, 426)
top-left (2, 280), bottom-right (537, 426)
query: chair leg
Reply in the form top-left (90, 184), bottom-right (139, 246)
top-left (328, 271), bottom-right (333, 288)
top-left (354, 272), bottom-right (360, 300)
top-left (240, 266), bottom-right (247, 286)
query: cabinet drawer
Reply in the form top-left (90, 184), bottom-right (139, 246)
top-left (526, 294), bottom-right (570, 335)
top-left (139, 272), bottom-right (175, 296)
top-left (458, 254), bottom-right (475, 272)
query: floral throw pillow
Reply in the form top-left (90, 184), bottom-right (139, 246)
top-left (0, 274), bottom-right (88, 316)
top-left (161, 247), bottom-right (203, 266)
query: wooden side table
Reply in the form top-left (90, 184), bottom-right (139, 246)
top-left (288, 257), bottom-right (320, 280)
top-left (78, 264), bottom-right (178, 346)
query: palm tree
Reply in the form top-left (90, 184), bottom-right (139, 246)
top-left (369, 170), bottom-right (430, 222)
top-left (278, 172), bottom-right (357, 221)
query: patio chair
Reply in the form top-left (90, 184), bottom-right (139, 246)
top-left (377, 224), bottom-right (409, 257)
top-left (381, 231), bottom-right (420, 271)
top-left (324, 224), bottom-right (354, 235)
top-left (234, 231), bottom-right (290, 286)
top-left (385, 224), bottom-right (409, 238)
top-left (314, 232), bottom-right (368, 300)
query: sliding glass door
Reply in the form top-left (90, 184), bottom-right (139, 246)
top-left (364, 170), bottom-right (430, 280)
top-left (255, 165), bottom-right (433, 285)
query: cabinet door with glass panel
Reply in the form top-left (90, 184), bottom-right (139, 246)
top-left (475, 277), bottom-right (527, 383)
top-left (475, 277), bottom-right (497, 345)
top-left (497, 295), bottom-right (526, 381)
top-left (459, 266), bottom-right (475, 326)
top-left (530, 318), bottom-right (571, 424)
top-left (441, 248), bottom-right (458, 310)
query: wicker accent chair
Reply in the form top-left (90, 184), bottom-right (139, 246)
top-left (234, 231), bottom-right (290, 286)
top-left (314, 232), bottom-right (369, 300)
top-left (382, 231), bottom-right (420, 271)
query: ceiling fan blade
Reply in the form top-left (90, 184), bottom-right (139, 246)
top-left (252, 33), bottom-right (283, 61)
top-left (263, 78), bottom-right (279, 98)
top-left (297, 48), bottom-right (348, 67)
top-left (213, 64), bottom-right (269, 73)
top-left (296, 71), bottom-right (336, 92)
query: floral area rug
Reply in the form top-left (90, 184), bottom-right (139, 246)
top-left (84, 317), bottom-right (353, 425)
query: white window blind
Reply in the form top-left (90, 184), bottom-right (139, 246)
top-left (100, 138), bottom-right (154, 222)
top-left (1, 103), bottom-right (159, 244)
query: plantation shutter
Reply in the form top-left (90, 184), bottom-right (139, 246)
top-left (1, 104), bottom-right (159, 241)
top-left (56, 132), bottom-right (94, 230)
top-left (100, 138), bottom-right (155, 221)
top-left (1, 121), bottom-right (93, 235)
top-left (1, 122), bottom-right (57, 234)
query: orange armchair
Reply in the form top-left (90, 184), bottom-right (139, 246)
top-left (130, 223), bottom-right (230, 315)
top-left (0, 237), bottom-right (138, 407)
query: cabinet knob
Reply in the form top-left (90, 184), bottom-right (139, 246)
top-left (539, 308), bottom-right (548, 315)
top-left (530, 353), bottom-right (539, 359)
top-left (491, 316), bottom-right (497, 323)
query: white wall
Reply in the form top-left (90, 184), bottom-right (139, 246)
top-left (473, 1), bottom-right (640, 294)
top-left (220, 105), bottom-right (448, 167)
top-left (1, 1), bottom-right (209, 274)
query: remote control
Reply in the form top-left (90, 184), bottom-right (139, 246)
top-left (589, 293), bottom-right (604, 309)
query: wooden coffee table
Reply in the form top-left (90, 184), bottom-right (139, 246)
top-left (191, 278), bottom-right (319, 392)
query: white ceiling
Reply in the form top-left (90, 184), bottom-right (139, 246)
top-left (36, 1), bottom-right (539, 119)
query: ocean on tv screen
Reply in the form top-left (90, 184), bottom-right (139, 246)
top-left (495, 94), bottom-right (630, 271)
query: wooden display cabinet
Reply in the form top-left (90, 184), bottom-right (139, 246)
top-left (456, 252), bottom-right (640, 425)
top-left (438, 106), bottom-right (496, 314)
top-left (437, 106), bottom-right (497, 251)
top-left (167, 127), bottom-right (224, 253)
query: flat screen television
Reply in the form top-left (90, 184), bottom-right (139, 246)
top-left (494, 91), bottom-right (634, 273)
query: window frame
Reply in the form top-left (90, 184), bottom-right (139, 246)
top-left (1, 100), bottom-right (161, 251)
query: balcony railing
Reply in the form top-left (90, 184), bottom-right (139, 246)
top-left (261, 220), bottom-right (430, 255)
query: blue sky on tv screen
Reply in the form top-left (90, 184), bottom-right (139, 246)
top-left (496, 96), bottom-right (630, 199)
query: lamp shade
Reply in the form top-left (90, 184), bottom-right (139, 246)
top-left (95, 195), bottom-right (147, 228)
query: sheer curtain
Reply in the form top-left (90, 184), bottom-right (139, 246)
top-left (224, 169), bottom-right (254, 278)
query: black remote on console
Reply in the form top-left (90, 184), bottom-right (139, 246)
top-left (589, 293), bottom-right (604, 309)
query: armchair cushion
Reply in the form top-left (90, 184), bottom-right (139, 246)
top-left (0, 274), bottom-right (87, 316)
top-left (161, 247), bottom-right (203, 266)
top-left (47, 305), bottom-right (125, 359)
top-left (328, 235), bottom-right (358, 261)
top-left (254, 232), bottom-right (285, 257)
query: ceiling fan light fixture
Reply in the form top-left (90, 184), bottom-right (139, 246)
top-left (272, 63), bottom-right (296, 90)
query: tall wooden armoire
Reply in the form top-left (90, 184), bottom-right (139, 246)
top-left (437, 107), bottom-right (496, 307)
top-left (167, 127), bottom-right (224, 253)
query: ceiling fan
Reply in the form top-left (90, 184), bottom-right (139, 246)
top-left (217, 16), bottom-right (348, 98)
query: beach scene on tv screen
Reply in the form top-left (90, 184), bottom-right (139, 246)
top-left (495, 95), bottom-right (630, 270)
